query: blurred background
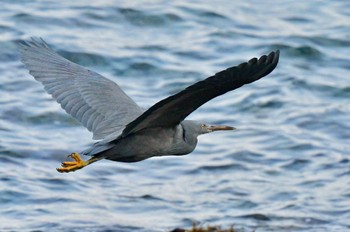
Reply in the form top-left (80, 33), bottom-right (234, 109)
top-left (1, 0), bottom-right (350, 231)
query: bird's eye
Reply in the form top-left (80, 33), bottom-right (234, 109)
top-left (201, 124), bottom-right (206, 128)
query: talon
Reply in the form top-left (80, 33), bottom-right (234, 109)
top-left (57, 152), bottom-right (87, 173)
top-left (57, 153), bottom-right (102, 173)
top-left (68, 152), bottom-right (83, 161)
top-left (60, 161), bottom-right (78, 167)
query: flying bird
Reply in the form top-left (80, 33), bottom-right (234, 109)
top-left (19, 38), bottom-right (279, 173)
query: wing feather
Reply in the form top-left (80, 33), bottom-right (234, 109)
top-left (122, 50), bottom-right (280, 137)
top-left (19, 38), bottom-right (143, 140)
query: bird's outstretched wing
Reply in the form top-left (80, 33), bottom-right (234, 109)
top-left (19, 38), bottom-right (143, 140)
top-left (122, 50), bottom-right (280, 137)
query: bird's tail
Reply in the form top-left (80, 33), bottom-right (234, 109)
top-left (81, 141), bottom-right (114, 157)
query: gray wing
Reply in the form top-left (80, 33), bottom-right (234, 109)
top-left (19, 38), bottom-right (143, 140)
top-left (122, 50), bottom-right (279, 137)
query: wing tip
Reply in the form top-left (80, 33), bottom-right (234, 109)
top-left (253, 49), bottom-right (279, 79)
top-left (266, 49), bottom-right (280, 69)
top-left (271, 49), bottom-right (280, 64)
top-left (263, 50), bottom-right (280, 64)
top-left (19, 37), bottom-right (55, 70)
top-left (18, 37), bottom-right (50, 52)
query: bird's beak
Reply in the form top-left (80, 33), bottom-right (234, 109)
top-left (208, 125), bottom-right (236, 132)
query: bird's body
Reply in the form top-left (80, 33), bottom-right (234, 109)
top-left (92, 122), bottom-right (195, 162)
top-left (19, 38), bottom-right (279, 173)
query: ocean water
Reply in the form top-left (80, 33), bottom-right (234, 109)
top-left (1, 0), bottom-right (350, 231)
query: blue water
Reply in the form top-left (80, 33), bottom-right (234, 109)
top-left (1, 1), bottom-right (350, 231)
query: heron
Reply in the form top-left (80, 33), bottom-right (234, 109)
top-left (19, 38), bottom-right (279, 173)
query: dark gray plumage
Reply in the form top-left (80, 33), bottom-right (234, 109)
top-left (19, 38), bottom-right (279, 173)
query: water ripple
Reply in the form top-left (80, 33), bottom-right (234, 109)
top-left (0, 1), bottom-right (350, 232)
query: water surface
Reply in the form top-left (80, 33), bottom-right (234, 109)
top-left (1, 1), bottom-right (350, 231)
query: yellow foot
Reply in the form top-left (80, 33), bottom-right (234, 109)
top-left (57, 152), bottom-right (88, 173)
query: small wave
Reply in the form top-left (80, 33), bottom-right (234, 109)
top-left (239, 213), bottom-right (270, 221)
top-left (282, 159), bottom-right (311, 171)
top-left (285, 44), bottom-right (323, 59)
top-left (58, 50), bottom-right (110, 67)
top-left (187, 163), bottom-right (249, 174)
top-left (118, 8), bottom-right (183, 27)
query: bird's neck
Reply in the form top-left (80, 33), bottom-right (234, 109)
top-left (179, 123), bottom-right (198, 147)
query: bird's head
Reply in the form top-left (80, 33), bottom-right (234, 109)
top-left (182, 120), bottom-right (235, 138)
top-left (199, 123), bottom-right (236, 134)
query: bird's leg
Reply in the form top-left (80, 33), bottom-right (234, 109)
top-left (56, 152), bottom-right (101, 173)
